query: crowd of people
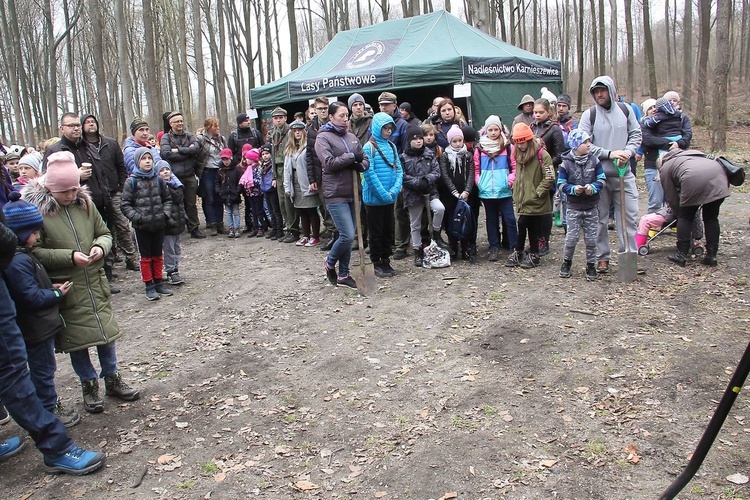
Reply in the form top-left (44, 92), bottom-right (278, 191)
top-left (0, 75), bottom-right (733, 474)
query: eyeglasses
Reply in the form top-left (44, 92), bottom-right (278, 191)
top-left (62, 123), bottom-right (82, 128)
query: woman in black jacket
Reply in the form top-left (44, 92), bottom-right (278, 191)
top-left (531, 98), bottom-right (566, 256)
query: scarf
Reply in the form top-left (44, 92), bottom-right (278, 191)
top-left (321, 121), bottom-right (348, 135)
top-left (133, 165), bottom-right (156, 179)
top-left (479, 136), bottom-right (502, 155)
top-left (444, 144), bottom-right (467, 176)
top-left (572, 152), bottom-right (590, 167)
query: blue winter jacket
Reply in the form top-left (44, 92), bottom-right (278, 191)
top-left (362, 113), bottom-right (403, 207)
top-left (475, 141), bottom-right (513, 200)
top-left (123, 137), bottom-right (163, 176)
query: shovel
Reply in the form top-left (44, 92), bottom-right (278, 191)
top-left (615, 159), bottom-right (637, 282)
top-left (350, 170), bottom-right (377, 296)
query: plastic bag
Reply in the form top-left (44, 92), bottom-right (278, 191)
top-left (422, 241), bottom-right (451, 269)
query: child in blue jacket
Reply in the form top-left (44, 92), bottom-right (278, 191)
top-left (1, 192), bottom-right (79, 427)
top-left (363, 112), bottom-right (403, 278)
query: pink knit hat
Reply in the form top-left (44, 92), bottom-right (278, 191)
top-left (245, 149), bottom-right (260, 163)
top-left (45, 152), bottom-right (80, 192)
top-left (446, 125), bottom-right (463, 143)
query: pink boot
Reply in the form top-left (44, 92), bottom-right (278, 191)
top-left (634, 232), bottom-right (648, 248)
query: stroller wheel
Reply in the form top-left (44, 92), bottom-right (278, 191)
top-left (638, 245), bottom-right (650, 256)
top-left (693, 245), bottom-right (705, 256)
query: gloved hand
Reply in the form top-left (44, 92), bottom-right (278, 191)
top-left (418, 177), bottom-right (430, 193)
top-left (353, 162), bottom-right (367, 173)
top-left (353, 150), bottom-right (364, 163)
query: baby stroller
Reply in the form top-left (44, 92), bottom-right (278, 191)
top-left (637, 208), bottom-right (705, 257)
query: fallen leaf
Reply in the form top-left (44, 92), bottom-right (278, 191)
top-left (158, 454), bottom-right (177, 465)
top-left (295, 480), bottom-right (320, 491)
top-left (575, 386), bottom-right (590, 394)
top-left (175, 421), bottom-right (189, 428)
top-left (469, 465), bottom-right (475, 476)
top-left (214, 472), bottom-right (226, 482)
top-left (625, 444), bottom-right (638, 455)
top-left (520, 338), bottom-right (529, 344)
top-left (540, 459), bottom-right (558, 468)
top-left (442, 492), bottom-right (458, 500)
top-left (502, 414), bottom-right (514, 422)
top-left (375, 492), bottom-right (388, 498)
top-left (727, 473), bottom-right (749, 485)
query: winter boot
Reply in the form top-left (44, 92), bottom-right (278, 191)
top-left (449, 242), bottom-right (459, 260)
top-left (145, 281), bottom-right (160, 301)
top-left (432, 230), bottom-right (450, 250)
top-left (559, 259), bottom-right (572, 278)
top-left (668, 250), bottom-right (687, 267)
top-left (154, 279), bottom-right (173, 296)
top-left (488, 247), bottom-right (499, 262)
top-left (103, 264), bottom-right (120, 294)
top-left (104, 371), bottom-right (140, 401)
top-left (216, 223), bottom-right (228, 235)
top-left (468, 244), bottom-right (478, 265)
top-left (701, 247), bottom-right (718, 267)
top-left (381, 258), bottom-right (396, 276)
top-left (208, 223), bottom-right (218, 237)
top-left (553, 211), bottom-right (563, 227)
top-left (586, 263), bottom-right (598, 281)
top-left (373, 260), bottom-right (389, 278)
top-left (81, 379), bottom-right (104, 413)
top-left (413, 248), bottom-right (423, 267)
top-left (635, 232), bottom-right (648, 249)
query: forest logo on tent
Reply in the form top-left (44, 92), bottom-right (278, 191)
top-left (334, 40), bottom-right (400, 72)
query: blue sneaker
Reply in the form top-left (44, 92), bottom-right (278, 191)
top-left (44, 446), bottom-right (105, 475)
top-left (0, 436), bottom-right (26, 461)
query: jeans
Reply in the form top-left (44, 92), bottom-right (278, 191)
top-left (225, 203), bottom-right (241, 230)
top-left (249, 197), bottom-right (265, 229)
top-left (163, 234), bottom-right (182, 274)
top-left (0, 280), bottom-right (73, 456)
top-left (644, 168), bottom-right (665, 214)
top-left (178, 173), bottom-right (199, 232)
top-left (199, 169), bottom-right (224, 226)
top-left (483, 197), bottom-right (517, 250)
top-left (326, 201), bottom-right (356, 278)
top-left (69, 342), bottom-right (118, 382)
top-left (25, 336), bottom-right (58, 411)
top-left (366, 203), bottom-right (395, 261)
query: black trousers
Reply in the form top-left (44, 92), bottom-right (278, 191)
top-left (516, 214), bottom-right (546, 254)
top-left (366, 203), bottom-right (395, 262)
top-left (677, 198), bottom-right (724, 253)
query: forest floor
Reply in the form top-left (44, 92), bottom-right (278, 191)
top-left (3, 125), bottom-right (750, 499)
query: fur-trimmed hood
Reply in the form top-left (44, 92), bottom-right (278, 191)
top-left (21, 179), bottom-right (93, 217)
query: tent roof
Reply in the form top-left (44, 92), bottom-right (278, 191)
top-left (250, 10), bottom-right (561, 108)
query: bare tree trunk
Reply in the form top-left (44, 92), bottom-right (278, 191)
top-left (624, 0), bottom-right (635, 101)
top-left (288, 0), bottom-right (299, 69)
top-left (115, 0), bottom-right (134, 129)
top-left (609, 0), bottom-right (618, 83)
top-left (444, 0), bottom-right (451, 12)
top-left (88, 0), bottom-right (113, 132)
top-left (42, 0), bottom-right (58, 137)
top-left (589, 0), bottom-right (599, 74)
top-left (243, 1), bottom-right (256, 89)
top-left (682, 0), bottom-right (693, 109)
top-left (642, 0), bottom-right (658, 97)
top-left (63, 0), bottom-right (79, 114)
top-left (711, 0), bottom-right (730, 150)
top-left (497, 0), bottom-right (507, 41)
top-left (272, 0), bottom-right (283, 76)
top-left (576, 0), bottom-right (585, 111)
top-left (5, 0), bottom-right (34, 144)
top-left (0, 0), bottom-right (24, 143)
top-left (694, 0), bottom-right (711, 121)
top-left (253, 0), bottom-right (265, 85)
top-left (263, 0), bottom-right (275, 80)
top-left (597, 0), bottom-right (605, 75)
top-left (509, 0), bottom-right (516, 45)
top-left (665, 0), bottom-right (672, 86)
top-left (192, 0), bottom-right (207, 120)
top-left (532, 0), bottom-right (538, 52)
top-left (142, 0), bottom-right (163, 129)
top-left (176, 0), bottom-right (192, 127)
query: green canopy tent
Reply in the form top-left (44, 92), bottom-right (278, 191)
top-left (249, 10), bottom-right (562, 126)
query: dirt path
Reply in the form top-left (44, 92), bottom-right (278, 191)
top-left (3, 189), bottom-right (750, 499)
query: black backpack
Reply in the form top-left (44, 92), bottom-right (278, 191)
top-left (589, 102), bottom-right (630, 125)
top-left (448, 199), bottom-right (474, 241)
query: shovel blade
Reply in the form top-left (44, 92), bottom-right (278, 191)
top-left (351, 262), bottom-right (378, 296)
top-left (617, 250), bottom-right (638, 282)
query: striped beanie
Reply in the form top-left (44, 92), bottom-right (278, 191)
top-left (2, 191), bottom-right (43, 245)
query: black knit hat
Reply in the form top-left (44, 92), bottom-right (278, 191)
top-left (130, 117), bottom-right (149, 135)
top-left (2, 191), bottom-right (43, 245)
top-left (405, 124), bottom-right (424, 141)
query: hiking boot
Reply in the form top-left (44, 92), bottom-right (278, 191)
top-left (248, 229), bottom-right (258, 238)
top-left (53, 399), bottom-right (80, 428)
top-left (336, 275), bottom-right (357, 289)
top-left (256, 229), bottom-right (265, 238)
top-left (392, 249), bottom-right (408, 260)
top-left (488, 247), bottom-right (499, 262)
top-left (381, 258), bottom-right (397, 276)
top-left (596, 260), bottom-right (610, 274)
top-left (468, 245), bottom-right (478, 265)
top-left (373, 261), bottom-right (389, 278)
top-left (0, 436), bottom-right (25, 461)
top-left (520, 252), bottom-right (540, 269)
top-left (586, 263), bottom-right (598, 281)
top-left (265, 229), bottom-right (275, 239)
top-left (242, 226), bottom-right (252, 233)
top-left (81, 379), bottom-right (104, 413)
top-left (668, 251), bottom-right (687, 267)
top-left (154, 279), bottom-right (173, 296)
top-left (167, 271), bottom-right (185, 285)
top-left (413, 248), bottom-right (423, 267)
top-left (145, 281), bottom-right (160, 301)
top-left (125, 260), bottom-right (140, 271)
top-left (216, 224), bottom-right (228, 235)
top-left (190, 228), bottom-right (206, 239)
top-left (505, 249), bottom-right (520, 267)
top-left (559, 259), bottom-right (572, 278)
top-left (270, 230), bottom-right (281, 241)
top-left (104, 371), bottom-right (140, 401)
top-left (282, 233), bottom-right (297, 244)
top-left (325, 260), bottom-right (338, 285)
top-left (209, 224), bottom-right (218, 237)
top-left (0, 405), bottom-right (9, 425)
top-left (432, 230), bottom-right (450, 250)
top-left (43, 445), bottom-right (105, 475)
